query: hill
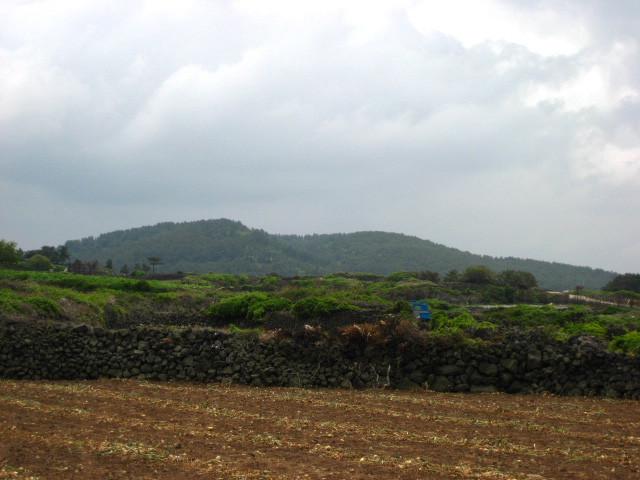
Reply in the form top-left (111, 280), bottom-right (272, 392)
top-left (63, 218), bottom-right (617, 290)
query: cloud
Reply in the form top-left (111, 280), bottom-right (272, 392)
top-left (524, 41), bottom-right (640, 113)
top-left (1, 0), bottom-right (640, 273)
top-left (571, 126), bottom-right (640, 185)
top-left (407, 0), bottom-right (588, 56)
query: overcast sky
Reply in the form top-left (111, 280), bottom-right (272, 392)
top-left (2, 0), bottom-right (639, 273)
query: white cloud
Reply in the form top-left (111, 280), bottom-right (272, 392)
top-left (407, 0), bottom-right (588, 57)
top-left (571, 127), bottom-right (640, 185)
top-left (524, 41), bottom-right (640, 112)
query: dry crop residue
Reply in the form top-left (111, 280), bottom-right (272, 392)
top-left (0, 379), bottom-right (639, 479)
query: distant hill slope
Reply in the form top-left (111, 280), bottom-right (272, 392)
top-left (64, 219), bottom-right (617, 290)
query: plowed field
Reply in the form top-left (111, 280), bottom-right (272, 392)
top-left (1, 379), bottom-right (639, 479)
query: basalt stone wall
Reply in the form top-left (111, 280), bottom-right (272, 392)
top-left (1, 320), bottom-right (640, 400)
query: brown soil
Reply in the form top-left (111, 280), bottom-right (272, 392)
top-left (1, 379), bottom-right (639, 479)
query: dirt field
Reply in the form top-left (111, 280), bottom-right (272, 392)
top-left (0, 380), bottom-right (639, 479)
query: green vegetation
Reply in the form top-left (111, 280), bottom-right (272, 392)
top-left (1, 265), bottom-right (640, 354)
top-left (59, 219), bottom-right (616, 290)
top-left (603, 273), bottom-right (640, 293)
top-left (610, 331), bottom-right (640, 354)
top-left (206, 293), bottom-right (292, 323)
top-left (0, 240), bottom-right (21, 267)
top-left (23, 297), bottom-right (62, 317)
top-left (292, 296), bottom-right (360, 319)
top-left (26, 254), bottom-right (54, 271)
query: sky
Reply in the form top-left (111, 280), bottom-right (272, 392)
top-left (2, 0), bottom-right (640, 273)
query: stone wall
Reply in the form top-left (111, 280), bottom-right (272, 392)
top-left (1, 319), bottom-right (639, 399)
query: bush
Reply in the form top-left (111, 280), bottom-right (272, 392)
top-left (259, 276), bottom-right (279, 291)
top-left (480, 285), bottom-right (512, 304)
top-left (207, 293), bottom-right (268, 320)
top-left (426, 299), bottom-right (452, 311)
top-left (599, 305), bottom-right (628, 315)
top-left (292, 296), bottom-right (359, 319)
top-left (387, 271), bottom-right (415, 282)
top-left (430, 311), bottom-right (476, 334)
top-left (610, 331), bottom-right (640, 354)
top-left (462, 266), bottom-right (494, 284)
top-left (246, 297), bottom-right (292, 322)
top-left (26, 254), bottom-right (53, 271)
top-left (564, 322), bottom-right (607, 339)
top-left (207, 293), bottom-right (291, 323)
top-left (0, 289), bottom-right (23, 313)
top-left (24, 297), bottom-right (62, 317)
top-left (386, 300), bottom-right (413, 316)
top-left (131, 280), bottom-right (152, 292)
top-left (202, 274), bottom-right (238, 287)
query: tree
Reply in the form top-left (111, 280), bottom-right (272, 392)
top-left (415, 270), bottom-right (441, 282)
top-left (68, 259), bottom-right (100, 275)
top-left (461, 266), bottom-right (494, 284)
top-left (444, 269), bottom-right (460, 283)
top-left (147, 256), bottom-right (163, 274)
top-left (498, 270), bottom-right (537, 289)
top-left (120, 264), bottom-right (129, 275)
top-left (105, 259), bottom-right (113, 270)
top-left (23, 245), bottom-right (70, 265)
top-left (602, 273), bottom-right (640, 293)
top-left (0, 240), bottom-right (21, 266)
top-left (27, 254), bottom-right (53, 271)
top-left (57, 245), bottom-right (70, 265)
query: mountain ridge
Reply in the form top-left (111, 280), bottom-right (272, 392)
top-left (63, 218), bottom-right (617, 291)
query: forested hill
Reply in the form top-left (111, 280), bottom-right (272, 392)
top-left (64, 219), bottom-right (616, 291)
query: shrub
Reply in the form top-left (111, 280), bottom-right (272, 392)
top-left (0, 289), bottom-right (23, 313)
top-left (48, 276), bottom-right (97, 292)
top-left (461, 266), bottom-right (494, 284)
top-left (153, 292), bottom-right (179, 304)
top-left (386, 300), bottom-right (413, 316)
top-left (292, 296), bottom-right (359, 319)
top-left (435, 311), bottom-right (476, 333)
top-left (24, 297), bottom-right (62, 317)
top-left (207, 293), bottom-right (269, 320)
top-left (599, 305), bottom-right (628, 315)
top-left (560, 306), bottom-right (590, 324)
top-left (26, 254), bottom-right (53, 271)
top-left (206, 293), bottom-right (291, 323)
top-left (246, 297), bottom-right (292, 322)
top-left (429, 311), bottom-right (496, 336)
top-left (259, 276), bottom-right (279, 291)
top-left (202, 274), bottom-right (238, 287)
top-left (480, 285), bottom-right (511, 304)
top-left (131, 280), bottom-right (152, 292)
top-left (387, 271), bottom-right (415, 282)
top-left (427, 299), bottom-right (452, 311)
top-left (564, 322), bottom-right (607, 339)
top-left (610, 331), bottom-right (640, 354)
